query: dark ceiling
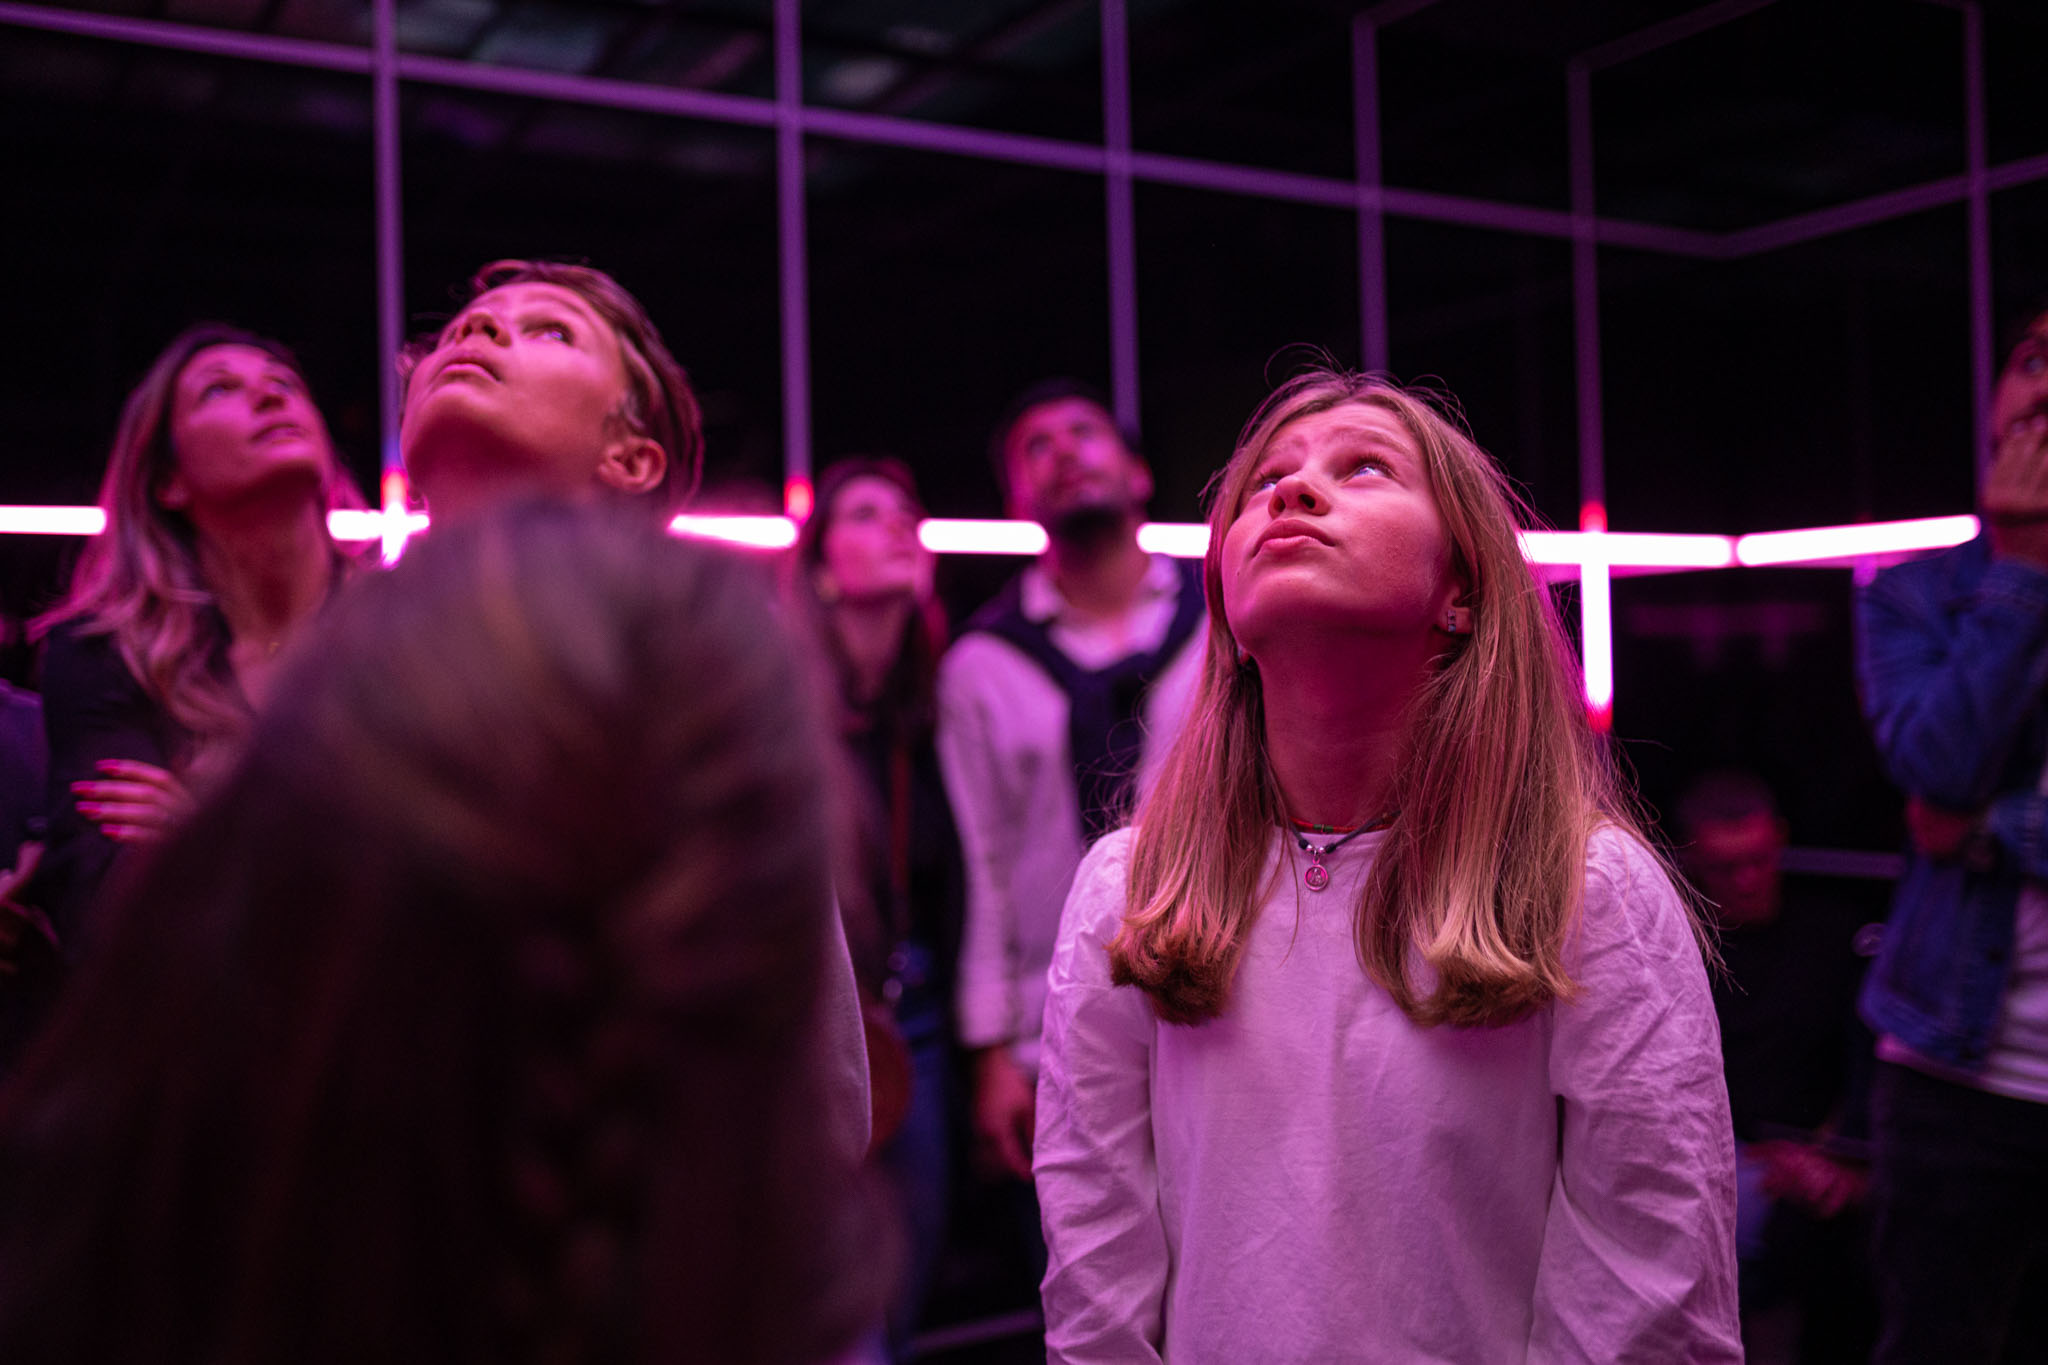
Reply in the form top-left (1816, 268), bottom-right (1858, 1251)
top-left (6, 0), bottom-right (2048, 837)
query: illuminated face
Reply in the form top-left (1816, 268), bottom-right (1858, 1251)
top-left (401, 281), bottom-right (661, 519)
top-left (159, 344), bottom-right (333, 514)
top-left (1003, 397), bottom-right (1152, 529)
top-left (819, 475), bottom-right (930, 604)
top-left (1687, 812), bottom-right (1785, 926)
top-left (1991, 313), bottom-right (2048, 446)
top-left (1220, 402), bottom-right (1460, 661)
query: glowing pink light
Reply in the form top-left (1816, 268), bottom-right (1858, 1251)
top-left (1576, 503), bottom-right (1614, 723)
top-left (379, 470), bottom-right (421, 566)
top-left (1520, 530), bottom-right (1736, 570)
top-left (0, 506), bottom-right (105, 535)
top-left (1136, 522), bottom-right (1211, 558)
top-left (326, 510), bottom-right (385, 542)
top-left (669, 514), bottom-right (799, 550)
top-left (785, 476), bottom-right (814, 522)
top-left (1734, 514), bottom-right (1980, 567)
top-left (918, 519), bottom-right (1049, 556)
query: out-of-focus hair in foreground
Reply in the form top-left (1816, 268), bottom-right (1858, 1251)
top-left (0, 502), bottom-right (886, 1365)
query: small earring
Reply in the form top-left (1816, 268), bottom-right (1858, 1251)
top-left (1442, 606), bottom-right (1472, 635)
top-left (814, 572), bottom-right (841, 605)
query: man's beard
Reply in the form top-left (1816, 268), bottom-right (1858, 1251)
top-left (1044, 500), bottom-right (1132, 549)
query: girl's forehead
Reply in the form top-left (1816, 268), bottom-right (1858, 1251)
top-left (1268, 401), bottom-right (1410, 451)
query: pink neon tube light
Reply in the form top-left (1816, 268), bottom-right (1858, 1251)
top-left (1734, 514), bottom-right (1980, 567)
top-left (0, 508), bottom-right (1980, 573)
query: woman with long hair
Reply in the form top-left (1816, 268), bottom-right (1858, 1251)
top-left (790, 458), bottom-right (964, 1357)
top-left (1034, 370), bottom-right (1739, 1361)
top-left (0, 503), bottom-right (888, 1365)
top-left (32, 323), bottom-right (362, 961)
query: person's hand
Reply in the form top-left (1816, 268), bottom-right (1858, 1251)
top-left (971, 1044), bottom-right (1037, 1180)
top-left (1755, 1139), bottom-right (1867, 1219)
top-left (71, 759), bottom-right (192, 845)
top-left (1984, 414), bottom-right (2048, 568)
top-left (1906, 796), bottom-right (1981, 862)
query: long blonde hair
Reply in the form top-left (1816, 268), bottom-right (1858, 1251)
top-left (34, 325), bottom-right (363, 750)
top-left (1109, 370), bottom-right (1670, 1028)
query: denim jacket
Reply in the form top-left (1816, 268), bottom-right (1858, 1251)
top-left (1856, 533), bottom-right (2048, 1066)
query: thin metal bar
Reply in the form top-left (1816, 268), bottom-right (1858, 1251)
top-left (0, 0), bottom-right (370, 71)
top-left (1357, 0), bottom-right (1443, 25)
top-left (1987, 150), bottom-right (2048, 192)
top-left (1964, 1), bottom-right (1992, 483)
top-left (11, 0), bottom-right (2048, 270)
top-left (1352, 14), bottom-right (1389, 372)
top-left (372, 0), bottom-right (402, 476)
top-left (1101, 0), bottom-right (1140, 437)
top-left (1576, 0), bottom-right (1780, 73)
top-left (801, 104), bottom-right (1100, 172)
top-left (1567, 64), bottom-right (1605, 515)
top-left (1378, 184), bottom-right (1728, 257)
top-left (1568, 60), bottom-right (1611, 725)
top-left (1130, 150), bottom-right (1355, 210)
top-left (774, 0), bottom-right (811, 499)
top-left (397, 52), bottom-right (776, 129)
top-left (1720, 174), bottom-right (1971, 256)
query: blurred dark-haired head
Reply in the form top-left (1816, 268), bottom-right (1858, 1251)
top-left (0, 503), bottom-right (884, 1365)
top-left (988, 379), bottom-right (1150, 534)
top-left (791, 456), bottom-right (945, 732)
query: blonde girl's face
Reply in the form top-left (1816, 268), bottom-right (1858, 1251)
top-left (1219, 401), bottom-right (1460, 661)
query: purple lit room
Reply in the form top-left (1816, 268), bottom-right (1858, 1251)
top-left (4, 2), bottom-right (2048, 1363)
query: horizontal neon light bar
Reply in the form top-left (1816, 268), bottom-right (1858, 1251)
top-left (1520, 530), bottom-right (1737, 569)
top-left (669, 514), bottom-right (799, 550)
top-left (1135, 522), bottom-right (1211, 558)
top-left (918, 518), bottom-right (1049, 556)
top-left (0, 507), bottom-right (1985, 572)
top-left (1734, 514), bottom-right (1980, 567)
top-left (0, 505), bottom-right (106, 535)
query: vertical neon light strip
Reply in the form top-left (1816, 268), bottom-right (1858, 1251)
top-left (775, 0), bottom-right (813, 516)
top-left (1567, 61), bottom-right (1613, 730)
top-left (1101, 0), bottom-right (1141, 437)
top-left (1579, 502), bottom-right (1615, 724)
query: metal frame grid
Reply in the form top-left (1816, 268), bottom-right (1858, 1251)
top-left (3, 0), bottom-right (2042, 717)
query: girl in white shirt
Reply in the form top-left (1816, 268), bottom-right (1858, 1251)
top-left (1034, 371), bottom-right (1740, 1364)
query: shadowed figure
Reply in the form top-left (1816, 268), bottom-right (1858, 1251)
top-left (0, 502), bottom-right (888, 1365)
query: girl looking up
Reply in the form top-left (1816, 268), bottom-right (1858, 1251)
top-left (1035, 370), bottom-right (1739, 1363)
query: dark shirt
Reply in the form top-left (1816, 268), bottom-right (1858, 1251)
top-left (845, 710), bottom-right (965, 1037)
top-left (0, 681), bottom-right (44, 856)
top-left (1713, 881), bottom-right (1879, 1145)
top-left (34, 623), bottom-right (189, 964)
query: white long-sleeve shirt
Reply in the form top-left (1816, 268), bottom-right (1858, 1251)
top-left (936, 556), bottom-right (1202, 1072)
top-left (1036, 826), bottom-right (1741, 1364)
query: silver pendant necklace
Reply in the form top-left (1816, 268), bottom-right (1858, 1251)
top-left (1287, 814), bottom-right (1395, 891)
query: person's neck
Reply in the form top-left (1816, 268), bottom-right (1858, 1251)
top-left (831, 594), bottom-right (914, 704)
top-left (1042, 515), bottom-right (1150, 621)
top-left (1256, 631), bottom-right (1438, 830)
top-left (190, 491), bottom-right (334, 654)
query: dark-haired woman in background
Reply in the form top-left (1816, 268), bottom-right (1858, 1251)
top-left (792, 459), bottom-right (965, 1358)
top-left (0, 503), bottom-right (886, 1365)
top-left (29, 324), bottom-right (361, 981)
